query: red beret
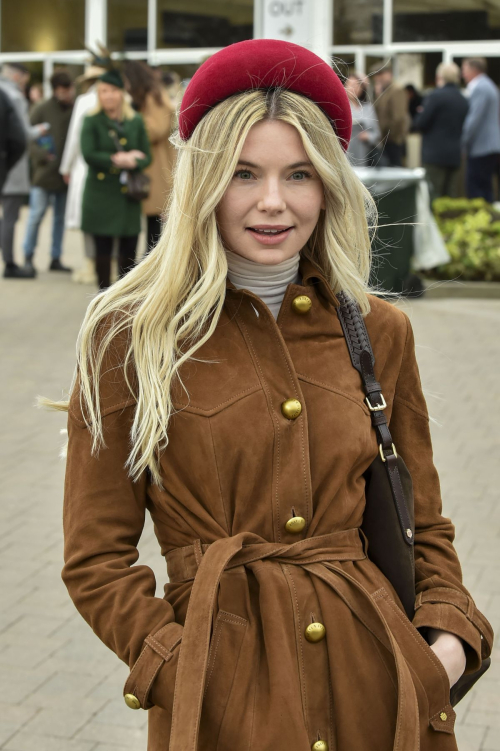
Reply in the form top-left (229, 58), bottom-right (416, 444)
top-left (179, 39), bottom-right (352, 150)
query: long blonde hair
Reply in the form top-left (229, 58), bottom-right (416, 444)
top-left (46, 88), bottom-right (377, 485)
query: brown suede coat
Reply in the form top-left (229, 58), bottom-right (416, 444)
top-left (62, 255), bottom-right (493, 751)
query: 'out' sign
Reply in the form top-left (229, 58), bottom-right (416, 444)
top-left (261, 0), bottom-right (312, 48)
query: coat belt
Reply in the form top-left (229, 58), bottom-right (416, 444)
top-left (165, 528), bottom-right (419, 751)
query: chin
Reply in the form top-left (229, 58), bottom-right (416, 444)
top-left (240, 244), bottom-right (301, 265)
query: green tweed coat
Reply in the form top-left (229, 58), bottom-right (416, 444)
top-left (80, 110), bottom-right (151, 237)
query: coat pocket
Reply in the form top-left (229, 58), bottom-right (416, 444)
top-left (374, 587), bottom-right (456, 734)
top-left (200, 609), bottom-right (248, 742)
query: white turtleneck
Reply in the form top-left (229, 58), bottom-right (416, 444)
top-left (225, 249), bottom-right (301, 319)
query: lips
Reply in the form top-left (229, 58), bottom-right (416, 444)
top-left (247, 225), bottom-right (293, 235)
top-left (245, 225), bottom-right (294, 245)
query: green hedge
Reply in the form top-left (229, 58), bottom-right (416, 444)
top-left (425, 197), bottom-right (500, 282)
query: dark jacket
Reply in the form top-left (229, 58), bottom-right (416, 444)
top-left (62, 256), bottom-right (492, 750)
top-left (0, 87), bottom-right (26, 194)
top-left (80, 109), bottom-right (151, 237)
top-left (413, 84), bottom-right (469, 168)
top-left (29, 96), bottom-right (74, 192)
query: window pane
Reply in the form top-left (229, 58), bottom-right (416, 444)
top-left (1, 0), bottom-right (85, 52)
top-left (108, 0), bottom-right (148, 52)
top-left (333, 0), bottom-right (383, 45)
top-left (393, 0), bottom-right (500, 42)
top-left (157, 0), bottom-right (253, 49)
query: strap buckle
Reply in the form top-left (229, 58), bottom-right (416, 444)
top-left (365, 393), bottom-right (387, 412)
top-left (379, 443), bottom-right (397, 463)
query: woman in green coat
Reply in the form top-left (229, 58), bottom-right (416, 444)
top-left (80, 70), bottom-right (151, 289)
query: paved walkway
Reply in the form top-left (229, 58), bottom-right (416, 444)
top-left (0, 209), bottom-right (498, 750)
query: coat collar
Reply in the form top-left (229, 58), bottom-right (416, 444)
top-left (225, 252), bottom-right (339, 308)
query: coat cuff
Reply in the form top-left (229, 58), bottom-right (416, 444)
top-left (123, 622), bottom-right (183, 710)
top-left (412, 587), bottom-right (493, 673)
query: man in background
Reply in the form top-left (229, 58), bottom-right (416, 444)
top-left (413, 62), bottom-right (469, 202)
top-left (461, 57), bottom-right (500, 203)
top-left (371, 62), bottom-right (410, 167)
top-left (23, 70), bottom-right (75, 274)
top-left (0, 63), bottom-right (47, 279)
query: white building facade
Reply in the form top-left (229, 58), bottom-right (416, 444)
top-left (0, 0), bottom-right (499, 91)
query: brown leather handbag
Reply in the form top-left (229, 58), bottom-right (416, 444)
top-left (336, 292), bottom-right (491, 706)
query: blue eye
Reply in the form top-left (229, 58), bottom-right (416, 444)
top-left (235, 170), bottom-right (253, 180)
top-left (290, 171), bottom-right (311, 181)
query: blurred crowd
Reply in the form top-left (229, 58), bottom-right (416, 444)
top-left (0, 53), bottom-right (179, 285)
top-left (346, 57), bottom-right (500, 204)
top-left (1, 50), bottom-right (499, 286)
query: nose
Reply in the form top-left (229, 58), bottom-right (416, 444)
top-left (257, 177), bottom-right (286, 215)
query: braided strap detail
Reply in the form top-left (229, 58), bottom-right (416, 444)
top-left (336, 291), bottom-right (375, 374)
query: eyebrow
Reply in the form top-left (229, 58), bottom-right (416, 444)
top-left (236, 160), bottom-right (314, 169)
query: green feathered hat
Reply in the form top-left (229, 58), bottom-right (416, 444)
top-left (98, 68), bottom-right (124, 89)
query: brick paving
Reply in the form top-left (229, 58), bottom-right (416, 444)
top-left (0, 207), bottom-right (498, 750)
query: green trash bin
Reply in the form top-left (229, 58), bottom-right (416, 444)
top-left (354, 167), bottom-right (425, 294)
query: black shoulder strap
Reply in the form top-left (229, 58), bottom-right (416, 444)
top-left (337, 292), bottom-right (414, 547)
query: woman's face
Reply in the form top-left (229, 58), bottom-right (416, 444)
top-left (98, 82), bottom-right (123, 114)
top-left (345, 76), bottom-right (362, 100)
top-left (217, 119), bottom-right (325, 265)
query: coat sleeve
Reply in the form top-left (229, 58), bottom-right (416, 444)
top-left (133, 115), bottom-right (152, 171)
top-left (141, 94), bottom-right (173, 145)
top-left (29, 103), bottom-right (52, 168)
top-left (80, 115), bottom-right (113, 171)
top-left (388, 313), bottom-right (493, 673)
top-left (62, 348), bottom-right (183, 712)
top-left (363, 103), bottom-right (381, 146)
top-left (412, 93), bottom-right (438, 133)
top-left (2, 91), bottom-right (26, 172)
top-left (461, 86), bottom-right (492, 151)
top-left (60, 97), bottom-right (84, 175)
top-left (389, 88), bottom-right (410, 143)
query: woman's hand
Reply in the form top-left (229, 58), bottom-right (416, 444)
top-left (427, 628), bottom-right (466, 687)
top-left (111, 150), bottom-right (146, 170)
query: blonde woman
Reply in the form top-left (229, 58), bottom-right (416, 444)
top-left (80, 69), bottom-right (151, 289)
top-left (55, 41), bottom-right (492, 751)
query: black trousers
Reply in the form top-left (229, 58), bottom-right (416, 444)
top-left (382, 141), bottom-right (404, 167)
top-left (466, 153), bottom-right (500, 203)
top-left (93, 234), bottom-right (138, 290)
top-left (146, 214), bottom-right (163, 255)
top-left (423, 163), bottom-right (460, 204)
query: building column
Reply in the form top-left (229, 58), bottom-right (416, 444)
top-left (85, 0), bottom-right (107, 49)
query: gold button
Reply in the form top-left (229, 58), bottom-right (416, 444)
top-left (285, 516), bottom-right (306, 534)
top-left (440, 712), bottom-right (447, 722)
top-left (124, 693), bottom-right (141, 709)
top-left (312, 741), bottom-right (328, 751)
top-left (281, 398), bottom-right (302, 420)
top-left (121, 185), bottom-right (128, 193)
top-left (305, 622), bottom-right (326, 643)
top-left (97, 172), bottom-right (105, 180)
top-left (119, 137), bottom-right (127, 145)
top-left (292, 295), bottom-right (312, 314)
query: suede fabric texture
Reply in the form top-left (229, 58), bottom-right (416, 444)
top-left (62, 255), bottom-right (493, 751)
